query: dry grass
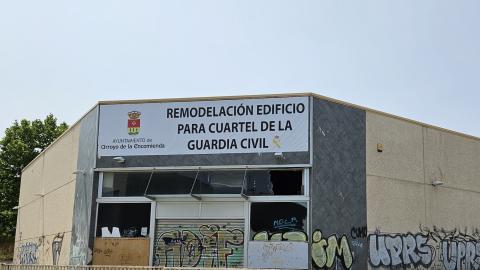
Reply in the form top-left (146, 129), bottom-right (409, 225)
top-left (0, 239), bottom-right (14, 262)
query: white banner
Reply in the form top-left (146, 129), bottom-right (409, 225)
top-left (97, 97), bottom-right (309, 156)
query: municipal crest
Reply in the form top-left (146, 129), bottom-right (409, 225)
top-left (127, 111), bottom-right (141, 135)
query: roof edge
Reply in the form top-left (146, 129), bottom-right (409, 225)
top-left (21, 102), bottom-right (100, 173)
top-left (21, 91), bottom-right (480, 174)
top-left (98, 92), bottom-right (313, 105)
top-left (99, 92), bottom-right (479, 142)
top-left (309, 93), bottom-right (480, 142)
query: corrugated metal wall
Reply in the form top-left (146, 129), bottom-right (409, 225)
top-left (153, 220), bottom-right (244, 268)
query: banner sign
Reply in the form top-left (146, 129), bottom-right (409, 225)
top-left (97, 97), bottom-right (309, 156)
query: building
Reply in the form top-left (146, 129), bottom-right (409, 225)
top-left (13, 93), bottom-right (480, 269)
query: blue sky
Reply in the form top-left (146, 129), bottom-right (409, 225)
top-left (0, 0), bottom-right (479, 136)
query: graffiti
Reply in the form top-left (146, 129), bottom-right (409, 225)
top-left (18, 241), bottom-right (40, 264)
top-left (253, 231), bottom-right (307, 242)
top-left (250, 202), bottom-right (307, 236)
top-left (351, 239), bottom-right (364, 249)
top-left (422, 226), bottom-right (480, 270)
top-left (52, 233), bottom-right (64, 265)
top-left (273, 217), bottom-right (300, 230)
top-left (368, 233), bottom-right (434, 267)
top-left (311, 230), bottom-right (353, 269)
top-left (369, 226), bottom-right (480, 270)
top-left (442, 241), bottom-right (480, 270)
top-left (351, 226), bottom-right (367, 239)
top-left (93, 246), bottom-right (114, 257)
top-left (154, 224), bottom-right (244, 268)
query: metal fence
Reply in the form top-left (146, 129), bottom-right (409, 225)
top-left (0, 265), bottom-right (277, 270)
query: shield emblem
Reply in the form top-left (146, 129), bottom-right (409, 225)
top-left (127, 111), bottom-right (141, 135)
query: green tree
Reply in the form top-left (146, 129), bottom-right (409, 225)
top-left (0, 114), bottom-right (68, 240)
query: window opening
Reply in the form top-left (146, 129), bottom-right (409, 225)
top-left (143, 171), bottom-right (155, 200)
top-left (145, 171), bottom-right (197, 195)
top-left (102, 169), bottom-right (304, 197)
top-left (246, 170), bottom-right (303, 196)
top-left (96, 203), bottom-right (151, 238)
top-left (191, 170), bottom-right (244, 195)
top-left (250, 202), bottom-right (307, 241)
top-left (270, 170), bottom-right (303, 195)
top-left (189, 168), bottom-right (201, 201)
top-left (102, 172), bottom-right (150, 197)
top-left (240, 167), bottom-right (248, 199)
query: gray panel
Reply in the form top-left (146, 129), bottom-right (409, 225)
top-left (70, 106), bottom-right (99, 265)
top-left (96, 151), bottom-right (309, 168)
top-left (248, 241), bottom-right (309, 269)
top-left (311, 98), bottom-right (367, 270)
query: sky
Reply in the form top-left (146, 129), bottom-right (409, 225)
top-left (0, 0), bottom-right (479, 137)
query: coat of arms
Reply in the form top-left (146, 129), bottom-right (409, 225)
top-left (127, 111), bottom-right (141, 135)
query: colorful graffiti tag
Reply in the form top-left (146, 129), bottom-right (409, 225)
top-left (311, 230), bottom-right (354, 269)
top-left (253, 231), bottom-right (307, 242)
top-left (154, 223), bottom-right (244, 268)
top-left (369, 226), bottom-right (480, 270)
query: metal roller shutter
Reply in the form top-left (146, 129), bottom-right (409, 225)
top-left (153, 219), bottom-right (245, 268)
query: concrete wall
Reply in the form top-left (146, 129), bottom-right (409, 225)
top-left (70, 107), bottom-right (99, 266)
top-left (311, 98), bottom-right (367, 270)
top-left (15, 94), bottom-right (480, 270)
top-left (366, 111), bottom-right (480, 269)
top-left (14, 124), bottom-right (81, 265)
